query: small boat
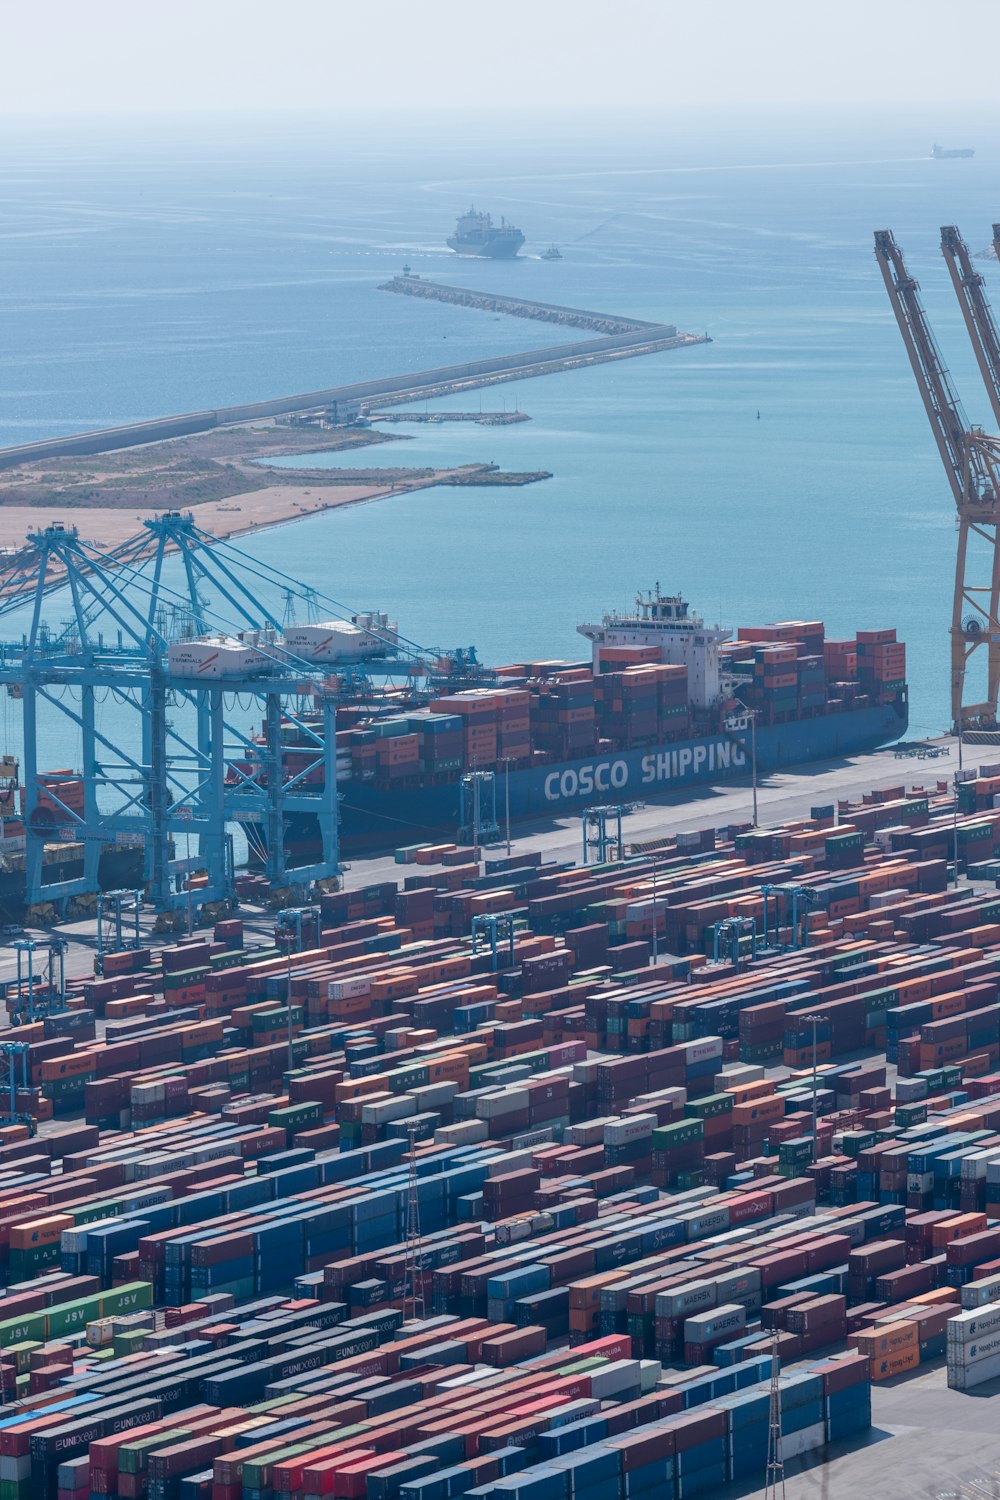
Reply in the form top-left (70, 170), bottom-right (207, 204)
top-left (541, 245), bottom-right (562, 260)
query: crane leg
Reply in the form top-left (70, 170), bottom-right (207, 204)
top-left (954, 518), bottom-right (971, 729)
top-left (987, 520), bottom-right (1000, 724)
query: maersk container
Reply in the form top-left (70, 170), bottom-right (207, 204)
top-left (683, 1304), bottom-right (746, 1347)
top-left (655, 1281), bottom-right (718, 1322)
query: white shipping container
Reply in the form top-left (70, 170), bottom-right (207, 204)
top-left (656, 1278), bottom-right (718, 1320)
top-left (947, 1302), bottom-right (1000, 1345)
top-left (683, 1206), bottom-right (731, 1240)
top-left (963, 1273), bottom-right (1000, 1310)
top-left (714, 1063), bottom-right (764, 1089)
top-left (362, 1095), bottom-right (417, 1126)
top-left (625, 900), bottom-right (667, 920)
top-left (685, 1037), bottom-right (724, 1065)
top-left (907, 1172), bottom-right (934, 1194)
top-left (477, 1090), bottom-right (530, 1120)
top-left (782, 1421), bottom-right (827, 1459)
top-left (684, 1303), bottom-right (746, 1344)
top-left (633, 1086), bottom-right (687, 1113)
top-left (604, 1113), bottom-right (656, 1146)
top-left (949, 1349), bottom-right (1000, 1389)
top-left (86, 1318), bottom-right (115, 1348)
top-left (565, 1118), bottom-right (617, 1146)
top-left (433, 1121), bottom-right (488, 1146)
top-left (715, 1266), bottom-right (763, 1303)
top-left (895, 1078), bottom-right (929, 1104)
top-left (947, 1327), bottom-right (1000, 1367)
top-left (328, 976), bottom-right (372, 1001)
top-left (589, 1359), bottom-right (642, 1400)
top-left (412, 1081), bottom-right (460, 1111)
top-left (869, 888), bottom-right (908, 908)
top-left (960, 1147), bottom-right (1000, 1182)
top-left (487, 1148), bottom-right (536, 1175)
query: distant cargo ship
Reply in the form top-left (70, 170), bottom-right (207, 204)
top-left (232, 589), bottom-right (908, 862)
top-left (447, 208), bottom-right (525, 259)
top-left (932, 144), bottom-right (975, 159)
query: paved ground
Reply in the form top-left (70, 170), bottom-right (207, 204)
top-left (0, 734), bottom-right (977, 1000)
top-left (735, 1365), bottom-right (1000, 1499)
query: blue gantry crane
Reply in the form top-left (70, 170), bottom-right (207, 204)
top-left (0, 512), bottom-right (485, 919)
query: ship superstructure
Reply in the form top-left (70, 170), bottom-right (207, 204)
top-left (578, 588), bottom-right (729, 706)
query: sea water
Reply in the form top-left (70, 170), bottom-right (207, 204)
top-left (3, 101), bottom-right (1000, 768)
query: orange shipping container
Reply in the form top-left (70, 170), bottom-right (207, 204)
top-left (870, 1345), bottom-right (920, 1381)
top-left (10, 1213), bottom-right (73, 1251)
top-left (853, 1319), bottom-right (918, 1359)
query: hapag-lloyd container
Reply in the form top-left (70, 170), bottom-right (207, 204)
top-left (947, 1301), bottom-right (1000, 1345)
top-left (950, 1349), bottom-right (1000, 1389)
top-left (947, 1328), bottom-right (1000, 1369)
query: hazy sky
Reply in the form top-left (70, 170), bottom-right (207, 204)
top-left (6, 0), bottom-right (1000, 116)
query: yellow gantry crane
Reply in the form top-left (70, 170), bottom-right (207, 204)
top-left (875, 228), bottom-right (1000, 731)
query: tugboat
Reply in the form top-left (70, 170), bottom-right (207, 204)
top-left (541, 245), bottom-right (562, 260)
top-left (447, 208), bottom-right (525, 259)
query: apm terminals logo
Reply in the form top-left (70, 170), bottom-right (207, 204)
top-left (541, 738), bottom-right (747, 803)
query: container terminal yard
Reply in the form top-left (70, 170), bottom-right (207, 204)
top-left (0, 228), bottom-right (999, 1500)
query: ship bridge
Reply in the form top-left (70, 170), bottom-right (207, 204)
top-left (578, 586), bottom-right (731, 707)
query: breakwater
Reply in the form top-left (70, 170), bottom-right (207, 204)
top-left (0, 298), bottom-right (706, 472)
top-left (378, 273), bottom-right (662, 334)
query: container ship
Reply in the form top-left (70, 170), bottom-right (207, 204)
top-left (233, 589), bottom-right (908, 863)
top-left (931, 144), bottom-right (975, 159)
top-left (447, 208), bottom-right (525, 259)
top-left (0, 758), bottom-right (144, 918)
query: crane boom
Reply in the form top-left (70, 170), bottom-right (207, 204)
top-left (941, 225), bottom-right (1000, 430)
top-left (875, 228), bottom-right (1000, 730)
top-left (874, 229), bottom-right (971, 509)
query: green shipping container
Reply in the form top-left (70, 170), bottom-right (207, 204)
top-left (652, 1118), bottom-right (704, 1150)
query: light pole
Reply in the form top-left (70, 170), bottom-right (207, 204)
top-left (802, 1013), bottom-right (824, 1161)
top-left (651, 857), bottom-right (659, 965)
top-left (503, 758), bottom-right (512, 857)
top-left (954, 670), bottom-right (966, 888)
top-left (733, 699), bottom-right (759, 826)
top-left (175, 804), bottom-right (194, 937)
top-left (286, 941), bottom-right (295, 1072)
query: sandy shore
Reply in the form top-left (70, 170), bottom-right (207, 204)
top-left (0, 467), bottom-right (485, 553)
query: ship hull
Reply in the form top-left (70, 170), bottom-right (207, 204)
top-left (446, 238), bottom-right (523, 259)
top-left (258, 699), bottom-right (908, 863)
